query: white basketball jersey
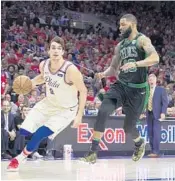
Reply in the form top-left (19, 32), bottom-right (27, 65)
top-left (43, 59), bottom-right (78, 108)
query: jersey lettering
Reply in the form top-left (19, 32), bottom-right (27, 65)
top-left (120, 47), bottom-right (138, 59)
top-left (45, 76), bottom-right (60, 88)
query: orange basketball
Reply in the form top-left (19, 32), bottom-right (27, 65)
top-left (13, 75), bottom-right (33, 95)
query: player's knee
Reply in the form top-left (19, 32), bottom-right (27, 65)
top-left (98, 99), bottom-right (113, 116)
top-left (19, 128), bottom-right (32, 136)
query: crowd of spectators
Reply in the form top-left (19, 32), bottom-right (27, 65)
top-left (1, 1), bottom-right (175, 159)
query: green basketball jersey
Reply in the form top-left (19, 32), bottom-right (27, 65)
top-left (118, 33), bottom-right (147, 84)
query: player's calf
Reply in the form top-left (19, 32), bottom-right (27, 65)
top-left (7, 149), bottom-right (29, 172)
top-left (7, 126), bottom-right (54, 171)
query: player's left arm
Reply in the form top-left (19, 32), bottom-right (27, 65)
top-left (67, 66), bottom-right (87, 118)
top-left (136, 36), bottom-right (159, 67)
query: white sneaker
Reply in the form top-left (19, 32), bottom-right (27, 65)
top-left (32, 152), bottom-right (43, 159)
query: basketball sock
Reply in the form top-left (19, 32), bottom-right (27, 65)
top-left (15, 149), bottom-right (29, 162)
top-left (26, 126), bottom-right (54, 152)
top-left (90, 138), bottom-right (100, 152)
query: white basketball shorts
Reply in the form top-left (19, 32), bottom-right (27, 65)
top-left (21, 98), bottom-right (78, 138)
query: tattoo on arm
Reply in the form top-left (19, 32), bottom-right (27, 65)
top-left (141, 37), bottom-right (157, 55)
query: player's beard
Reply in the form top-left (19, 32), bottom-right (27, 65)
top-left (120, 26), bottom-right (132, 40)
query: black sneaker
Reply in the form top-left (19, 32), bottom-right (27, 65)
top-left (132, 139), bottom-right (145, 161)
top-left (79, 151), bottom-right (97, 164)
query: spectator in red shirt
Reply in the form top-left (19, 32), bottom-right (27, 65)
top-left (1, 70), bottom-right (9, 99)
top-left (31, 59), bottom-right (40, 74)
top-left (15, 95), bottom-right (25, 107)
top-left (87, 89), bottom-right (95, 102)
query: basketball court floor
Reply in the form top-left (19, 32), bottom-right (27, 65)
top-left (1, 157), bottom-right (175, 181)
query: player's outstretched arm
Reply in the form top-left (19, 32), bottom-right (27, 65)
top-left (136, 36), bottom-right (159, 67)
top-left (96, 43), bottom-right (121, 79)
top-left (103, 43), bottom-right (121, 77)
top-left (31, 61), bottom-right (45, 87)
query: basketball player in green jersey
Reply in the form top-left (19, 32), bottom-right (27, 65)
top-left (80, 14), bottom-right (159, 163)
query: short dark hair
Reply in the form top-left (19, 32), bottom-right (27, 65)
top-left (50, 36), bottom-right (65, 50)
top-left (21, 104), bottom-right (29, 111)
top-left (7, 64), bottom-right (15, 71)
top-left (18, 65), bottom-right (25, 71)
top-left (121, 14), bottom-right (137, 24)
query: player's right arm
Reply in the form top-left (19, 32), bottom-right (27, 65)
top-left (31, 61), bottom-right (45, 87)
top-left (96, 43), bottom-right (121, 79)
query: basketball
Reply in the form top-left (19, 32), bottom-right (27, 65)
top-left (13, 75), bottom-right (33, 95)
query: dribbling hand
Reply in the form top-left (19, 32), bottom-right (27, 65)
top-left (120, 62), bottom-right (137, 72)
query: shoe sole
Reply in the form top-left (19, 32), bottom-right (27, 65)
top-left (132, 143), bottom-right (146, 162)
top-left (79, 158), bottom-right (96, 164)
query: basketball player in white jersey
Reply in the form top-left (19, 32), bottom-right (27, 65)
top-left (7, 36), bottom-right (87, 171)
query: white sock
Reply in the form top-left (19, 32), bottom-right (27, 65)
top-left (15, 151), bottom-right (29, 163)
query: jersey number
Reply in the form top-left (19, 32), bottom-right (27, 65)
top-left (123, 59), bottom-right (137, 73)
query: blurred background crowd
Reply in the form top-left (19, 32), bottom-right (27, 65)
top-left (1, 1), bottom-right (175, 159)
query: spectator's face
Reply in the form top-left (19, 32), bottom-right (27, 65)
top-left (40, 93), bottom-right (45, 99)
top-left (31, 90), bottom-right (37, 97)
top-left (2, 101), bottom-right (11, 113)
top-left (5, 94), bottom-right (11, 102)
top-left (95, 101), bottom-right (101, 109)
top-left (22, 107), bottom-right (30, 117)
top-left (1, 59), bottom-right (8, 70)
top-left (88, 90), bottom-right (94, 96)
top-left (148, 74), bottom-right (157, 87)
top-left (18, 95), bottom-right (24, 103)
top-left (28, 71), bottom-right (35, 79)
top-left (36, 96), bottom-right (41, 102)
top-left (18, 59), bottom-right (25, 65)
top-left (18, 69), bottom-right (24, 75)
top-left (33, 60), bottom-right (39, 65)
top-left (89, 102), bottom-right (95, 109)
top-left (49, 42), bottom-right (64, 60)
top-left (8, 66), bottom-right (15, 73)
